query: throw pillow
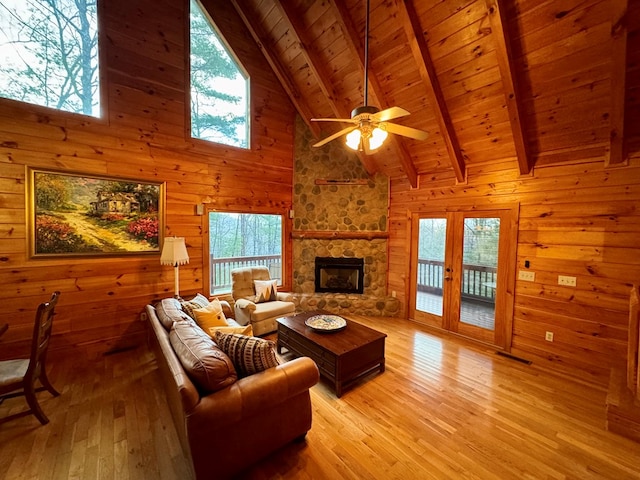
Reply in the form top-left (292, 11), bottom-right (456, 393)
top-left (253, 279), bottom-right (277, 303)
top-left (192, 298), bottom-right (229, 334)
top-left (156, 298), bottom-right (193, 330)
top-left (180, 293), bottom-right (210, 320)
top-left (214, 331), bottom-right (279, 377)
top-left (169, 321), bottom-right (237, 393)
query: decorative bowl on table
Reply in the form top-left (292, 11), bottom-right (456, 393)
top-left (305, 314), bottom-right (347, 333)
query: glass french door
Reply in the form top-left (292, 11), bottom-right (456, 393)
top-left (410, 208), bottom-right (516, 348)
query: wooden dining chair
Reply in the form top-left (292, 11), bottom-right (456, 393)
top-left (0, 291), bottom-right (61, 425)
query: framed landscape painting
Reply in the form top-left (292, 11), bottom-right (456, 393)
top-left (27, 168), bottom-right (165, 257)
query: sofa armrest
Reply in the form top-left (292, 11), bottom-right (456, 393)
top-left (234, 298), bottom-right (256, 326)
top-left (219, 299), bottom-right (233, 319)
top-left (191, 357), bottom-right (319, 425)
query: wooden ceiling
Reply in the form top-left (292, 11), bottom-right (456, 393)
top-left (228, 0), bottom-right (639, 187)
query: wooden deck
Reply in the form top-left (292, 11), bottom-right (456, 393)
top-left (416, 291), bottom-right (495, 330)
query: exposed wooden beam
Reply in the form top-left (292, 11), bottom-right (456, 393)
top-left (228, 0), bottom-right (322, 138)
top-left (485, 0), bottom-right (533, 175)
top-left (397, 0), bottom-right (466, 184)
top-left (607, 0), bottom-right (629, 167)
top-left (272, 0), bottom-right (377, 175)
top-left (331, 0), bottom-right (418, 188)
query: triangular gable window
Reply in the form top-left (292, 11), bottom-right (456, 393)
top-left (190, 0), bottom-right (249, 149)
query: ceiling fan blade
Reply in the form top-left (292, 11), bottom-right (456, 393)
top-left (383, 122), bottom-right (429, 141)
top-left (371, 106), bottom-right (410, 122)
top-left (313, 126), bottom-right (358, 147)
top-left (311, 117), bottom-right (356, 123)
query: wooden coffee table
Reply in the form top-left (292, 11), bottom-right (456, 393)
top-left (276, 311), bottom-right (386, 397)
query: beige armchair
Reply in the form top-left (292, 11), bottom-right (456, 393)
top-left (231, 266), bottom-right (295, 336)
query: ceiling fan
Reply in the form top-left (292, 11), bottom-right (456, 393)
top-left (311, 0), bottom-right (428, 154)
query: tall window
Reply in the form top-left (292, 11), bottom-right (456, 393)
top-left (190, 0), bottom-right (249, 148)
top-left (208, 212), bottom-right (283, 295)
top-left (0, 0), bottom-right (100, 116)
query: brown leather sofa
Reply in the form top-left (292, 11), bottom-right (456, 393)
top-left (146, 298), bottom-right (319, 479)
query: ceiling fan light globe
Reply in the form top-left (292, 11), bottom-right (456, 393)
top-left (369, 127), bottom-right (388, 150)
top-left (345, 129), bottom-right (362, 150)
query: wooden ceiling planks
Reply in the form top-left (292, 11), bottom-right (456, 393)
top-left (397, 0), bottom-right (466, 183)
top-left (331, 0), bottom-right (420, 187)
top-left (227, 0), bottom-right (634, 182)
top-left (228, 0), bottom-right (322, 137)
top-left (273, 0), bottom-right (378, 174)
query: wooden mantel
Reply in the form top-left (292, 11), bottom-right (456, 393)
top-left (291, 230), bottom-right (389, 240)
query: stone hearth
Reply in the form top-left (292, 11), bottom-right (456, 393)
top-left (291, 116), bottom-right (399, 317)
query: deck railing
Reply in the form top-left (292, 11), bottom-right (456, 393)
top-left (417, 259), bottom-right (496, 303)
top-left (210, 254), bottom-right (281, 293)
top-left (210, 255), bottom-right (495, 302)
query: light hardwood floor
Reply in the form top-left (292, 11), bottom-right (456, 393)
top-left (1, 315), bottom-right (639, 480)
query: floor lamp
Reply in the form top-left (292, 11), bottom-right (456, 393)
top-left (160, 237), bottom-right (189, 299)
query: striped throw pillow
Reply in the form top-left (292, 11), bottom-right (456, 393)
top-left (213, 332), bottom-right (279, 377)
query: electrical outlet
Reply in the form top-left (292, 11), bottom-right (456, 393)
top-left (518, 270), bottom-right (535, 282)
top-left (558, 275), bottom-right (577, 287)
top-left (545, 331), bottom-right (554, 342)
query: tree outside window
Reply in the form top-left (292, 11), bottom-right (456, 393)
top-left (0, 0), bottom-right (100, 117)
top-left (190, 0), bottom-right (248, 149)
top-left (208, 212), bottom-right (283, 295)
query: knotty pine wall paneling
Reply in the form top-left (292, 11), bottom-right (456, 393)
top-left (0, 0), bottom-right (295, 359)
top-left (388, 156), bottom-right (640, 385)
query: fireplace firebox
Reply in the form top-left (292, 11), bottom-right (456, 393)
top-left (315, 257), bottom-right (364, 294)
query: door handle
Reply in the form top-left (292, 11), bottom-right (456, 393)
top-left (444, 276), bottom-right (452, 280)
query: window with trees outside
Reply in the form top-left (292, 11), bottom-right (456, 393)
top-left (0, 0), bottom-right (100, 117)
top-left (208, 212), bottom-right (283, 295)
top-left (190, 0), bottom-right (249, 148)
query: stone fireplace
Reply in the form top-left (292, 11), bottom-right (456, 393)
top-left (291, 116), bottom-right (399, 317)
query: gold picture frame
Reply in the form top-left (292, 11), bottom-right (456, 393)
top-left (27, 168), bottom-right (165, 257)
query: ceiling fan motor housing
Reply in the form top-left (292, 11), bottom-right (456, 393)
top-left (351, 105), bottom-right (380, 119)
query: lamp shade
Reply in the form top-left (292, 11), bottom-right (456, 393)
top-left (160, 237), bottom-right (189, 266)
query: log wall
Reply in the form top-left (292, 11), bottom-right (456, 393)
top-left (0, 0), bottom-right (295, 358)
top-left (388, 154), bottom-right (640, 384)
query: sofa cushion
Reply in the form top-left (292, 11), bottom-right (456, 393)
top-left (180, 293), bottom-right (211, 320)
top-left (157, 298), bottom-right (193, 330)
top-left (249, 300), bottom-right (295, 322)
top-left (214, 332), bottom-right (279, 377)
top-left (170, 321), bottom-right (237, 393)
top-left (254, 279), bottom-right (277, 303)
